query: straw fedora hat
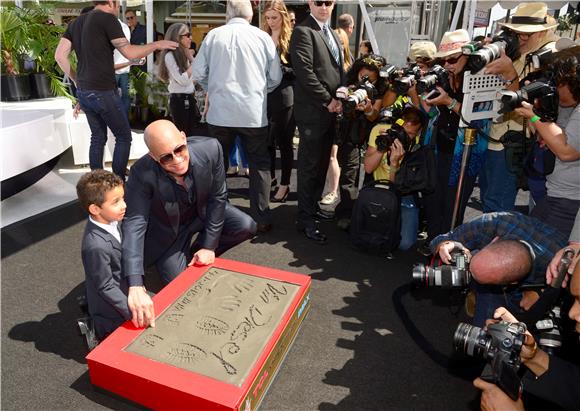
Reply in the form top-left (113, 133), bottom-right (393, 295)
top-left (409, 41), bottom-right (437, 61)
top-left (434, 29), bottom-right (470, 58)
top-left (500, 2), bottom-right (558, 33)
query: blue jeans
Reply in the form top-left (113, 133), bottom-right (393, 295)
top-left (399, 195), bottom-right (419, 251)
top-left (480, 150), bottom-right (518, 213)
top-left (115, 73), bottom-right (130, 117)
top-left (473, 283), bottom-right (523, 327)
top-left (77, 89), bottom-right (132, 179)
top-left (229, 136), bottom-right (248, 168)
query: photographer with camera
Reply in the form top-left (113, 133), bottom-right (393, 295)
top-left (430, 212), bottom-right (568, 327)
top-left (512, 46), bottom-right (580, 239)
top-left (331, 54), bottom-right (390, 227)
top-left (480, 3), bottom-right (559, 214)
top-left (473, 283), bottom-right (580, 411)
top-left (417, 30), bottom-right (490, 253)
top-left (364, 106), bottom-right (425, 251)
top-left (381, 41), bottom-right (436, 109)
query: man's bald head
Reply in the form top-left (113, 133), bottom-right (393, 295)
top-left (144, 120), bottom-right (189, 177)
top-left (470, 240), bottom-right (533, 285)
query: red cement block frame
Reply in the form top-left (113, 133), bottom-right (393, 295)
top-left (86, 258), bottom-right (311, 411)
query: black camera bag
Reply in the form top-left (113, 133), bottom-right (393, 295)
top-left (394, 144), bottom-right (437, 195)
top-left (349, 180), bottom-right (400, 254)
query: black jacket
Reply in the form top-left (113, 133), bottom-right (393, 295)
top-left (289, 15), bottom-right (344, 120)
top-left (81, 221), bottom-right (131, 340)
top-left (122, 137), bottom-right (226, 284)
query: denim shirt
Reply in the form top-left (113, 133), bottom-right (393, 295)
top-left (192, 18), bottom-right (282, 128)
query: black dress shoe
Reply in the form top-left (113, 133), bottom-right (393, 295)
top-left (315, 209), bottom-right (335, 221)
top-left (303, 226), bottom-right (327, 244)
top-left (257, 223), bottom-right (272, 233)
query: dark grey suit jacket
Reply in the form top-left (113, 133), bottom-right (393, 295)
top-left (81, 220), bottom-right (131, 340)
top-left (122, 137), bottom-right (226, 284)
top-left (289, 15), bottom-right (344, 120)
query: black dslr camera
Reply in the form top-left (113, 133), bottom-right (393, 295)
top-left (335, 75), bottom-right (377, 116)
top-left (375, 119), bottom-right (412, 153)
top-left (377, 106), bottom-right (404, 125)
top-left (462, 29), bottom-right (521, 73)
top-left (454, 321), bottom-right (526, 400)
top-left (381, 63), bottom-right (422, 95)
top-left (412, 250), bottom-right (471, 288)
top-left (416, 65), bottom-right (451, 99)
top-left (497, 76), bottom-right (559, 122)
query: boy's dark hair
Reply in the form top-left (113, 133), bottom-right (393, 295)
top-left (402, 106), bottom-right (426, 129)
top-left (76, 170), bottom-right (123, 214)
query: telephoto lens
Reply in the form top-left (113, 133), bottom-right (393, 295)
top-left (411, 253), bottom-right (471, 288)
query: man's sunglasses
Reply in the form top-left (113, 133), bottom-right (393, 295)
top-left (314, 1), bottom-right (334, 7)
top-left (443, 55), bottom-right (461, 65)
top-left (157, 144), bottom-right (187, 165)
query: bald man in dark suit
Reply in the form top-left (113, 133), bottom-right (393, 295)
top-left (290, 0), bottom-right (344, 244)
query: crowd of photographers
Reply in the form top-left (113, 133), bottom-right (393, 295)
top-left (285, 1), bottom-right (580, 409)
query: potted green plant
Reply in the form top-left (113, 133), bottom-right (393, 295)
top-left (0, 5), bottom-right (31, 101)
top-left (26, 3), bottom-right (73, 99)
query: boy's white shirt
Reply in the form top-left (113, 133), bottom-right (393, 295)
top-left (89, 216), bottom-right (121, 244)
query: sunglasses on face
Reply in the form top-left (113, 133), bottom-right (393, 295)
top-left (314, 1), bottom-right (333, 7)
top-left (180, 32), bottom-right (191, 38)
top-left (158, 143), bottom-right (187, 165)
top-left (126, 15), bottom-right (135, 20)
top-left (516, 32), bottom-right (531, 40)
top-left (443, 55), bottom-right (461, 65)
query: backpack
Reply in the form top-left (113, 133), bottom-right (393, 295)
top-left (394, 144), bottom-right (437, 195)
top-left (349, 180), bottom-right (400, 254)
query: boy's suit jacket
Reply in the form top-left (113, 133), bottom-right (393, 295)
top-left (81, 220), bottom-right (131, 340)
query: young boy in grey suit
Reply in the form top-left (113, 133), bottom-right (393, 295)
top-left (77, 170), bottom-right (132, 346)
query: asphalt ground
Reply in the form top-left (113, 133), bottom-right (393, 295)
top-left (2, 160), bottom-right (525, 411)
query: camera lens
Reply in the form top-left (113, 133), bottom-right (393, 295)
top-left (412, 263), bottom-right (428, 285)
top-left (454, 322), bottom-right (488, 357)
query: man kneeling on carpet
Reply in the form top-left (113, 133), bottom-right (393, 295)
top-left (122, 120), bottom-right (256, 330)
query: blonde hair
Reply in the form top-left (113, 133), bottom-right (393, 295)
top-left (335, 28), bottom-right (352, 70)
top-left (261, 0), bottom-right (291, 64)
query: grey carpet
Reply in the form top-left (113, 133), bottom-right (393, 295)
top-left (2, 172), bottom-right (493, 411)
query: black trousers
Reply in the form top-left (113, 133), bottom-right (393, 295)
top-left (155, 202), bottom-right (256, 284)
top-left (295, 113), bottom-right (335, 228)
top-left (169, 93), bottom-right (202, 136)
top-left (423, 150), bottom-right (476, 240)
top-left (531, 196), bottom-right (580, 238)
top-left (335, 140), bottom-right (361, 219)
top-left (208, 125), bottom-right (272, 224)
top-left (269, 105), bottom-right (295, 186)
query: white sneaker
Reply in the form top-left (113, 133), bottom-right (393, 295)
top-left (320, 191), bottom-right (338, 205)
top-left (227, 166), bottom-right (239, 175)
top-left (238, 167), bottom-right (249, 177)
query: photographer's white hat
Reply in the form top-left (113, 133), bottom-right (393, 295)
top-left (434, 29), bottom-right (470, 58)
top-left (409, 41), bottom-right (437, 61)
top-left (500, 3), bottom-right (558, 33)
